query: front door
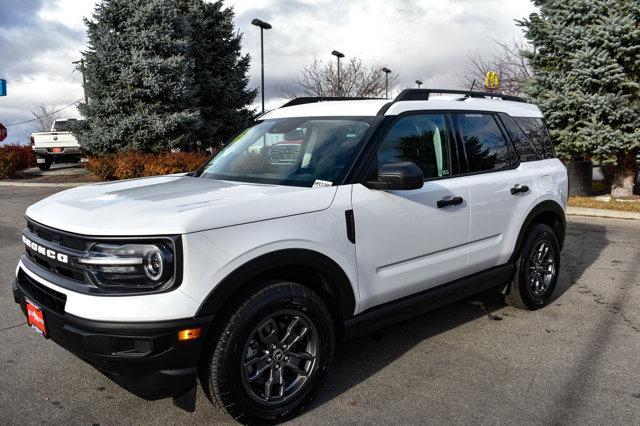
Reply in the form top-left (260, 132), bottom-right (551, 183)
top-left (352, 113), bottom-right (470, 312)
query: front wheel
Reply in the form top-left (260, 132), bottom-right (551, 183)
top-left (201, 281), bottom-right (335, 423)
top-left (506, 223), bottom-right (561, 310)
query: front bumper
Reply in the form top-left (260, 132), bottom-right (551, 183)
top-left (13, 269), bottom-right (212, 401)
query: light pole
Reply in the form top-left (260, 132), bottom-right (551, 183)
top-left (72, 59), bottom-right (88, 104)
top-left (331, 50), bottom-right (345, 96)
top-left (252, 18), bottom-right (272, 113)
top-left (415, 80), bottom-right (423, 89)
top-left (382, 67), bottom-right (391, 98)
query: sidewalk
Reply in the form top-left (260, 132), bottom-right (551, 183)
top-left (567, 206), bottom-right (640, 220)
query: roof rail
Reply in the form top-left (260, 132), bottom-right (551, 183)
top-left (280, 96), bottom-right (384, 108)
top-left (393, 89), bottom-right (527, 103)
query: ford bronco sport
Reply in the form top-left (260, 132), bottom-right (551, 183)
top-left (13, 89), bottom-right (567, 423)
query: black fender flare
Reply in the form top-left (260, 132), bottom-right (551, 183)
top-left (509, 200), bottom-right (566, 264)
top-left (195, 249), bottom-right (357, 320)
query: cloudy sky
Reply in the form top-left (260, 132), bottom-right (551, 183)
top-left (0, 0), bottom-right (535, 142)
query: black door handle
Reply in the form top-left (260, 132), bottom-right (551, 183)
top-left (437, 196), bottom-right (464, 208)
top-left (511, 184), bottom-right (529, 195)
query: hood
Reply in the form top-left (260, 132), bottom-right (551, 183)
top-left (26, 176), bottom-right (337, 236)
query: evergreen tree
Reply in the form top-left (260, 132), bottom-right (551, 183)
top-left (520, 0), bottom-right (640, 197)
top-left (77, 0), bottom-right (256, 154)
top-left (185, 1), bottom-right (256, 145)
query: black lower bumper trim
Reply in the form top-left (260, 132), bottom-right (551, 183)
top-left (13, 276), bottom-right (212, 401)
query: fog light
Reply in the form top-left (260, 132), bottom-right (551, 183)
top-left (178, 328), bottom-right (201, 341)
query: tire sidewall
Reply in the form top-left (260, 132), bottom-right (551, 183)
top-left (210, 283), bottom-right (335, 422)
top-left (517, 224), bottom-right (561, 308)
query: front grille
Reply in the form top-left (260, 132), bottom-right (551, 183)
top-left (24, 218), bottom-right (89, 283)
top-left (17, 270), bottom-right (67, 315)
top-left (27, 219), bottom-right (89, 251)
top-left (25, 251), bottom-right (85, 282)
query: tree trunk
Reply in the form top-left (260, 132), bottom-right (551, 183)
top-left (610, 149), bottom-right (638, 198)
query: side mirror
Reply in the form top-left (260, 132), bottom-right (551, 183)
top-left (367, 161), bottom-right (424, 190)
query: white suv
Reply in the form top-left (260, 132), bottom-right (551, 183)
top-left (13, 89), bottom-right (567, 423)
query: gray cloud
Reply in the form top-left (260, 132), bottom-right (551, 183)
top-left (0, 0), bottom-right (45, 28)
top-left (0, 0), bottom-right (534, 142)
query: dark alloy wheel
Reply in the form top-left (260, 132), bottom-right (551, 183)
top-left (506, 223), bottom-right (561, 310)
top-left (241, 310), bottom-right (318, 405)
top-left (527, 240), bottom-right (557, 297)
top-left (201, 281), bottom-right (335, 424)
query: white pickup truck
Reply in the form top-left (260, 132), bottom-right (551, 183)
top-left (30, 119), bottom-right (84, 171)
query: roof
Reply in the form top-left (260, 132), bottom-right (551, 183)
top-left (260, 95), bottom-right (543, 120)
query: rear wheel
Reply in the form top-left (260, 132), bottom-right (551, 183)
top-left (37, 158), bottom-right (51, 171)
top-left (201, 281), bottom-right (335, 423)
top-left (506, 223), bottom-right (560, 310)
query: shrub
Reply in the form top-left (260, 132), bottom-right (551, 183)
top-left (86, 151), bottom-right (210, 180)
top-left (143, 152), bottom-right (208, 177)
top-left (114, 151), bottom-right (147, 180)
top-left (0, 151), bottom-right (18, 179)
top-left (85, 155), bottom-right (117, 180)
top-left (0, 144), bottom-right (35, 179)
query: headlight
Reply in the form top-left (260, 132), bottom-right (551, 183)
top-left (77, 243), bottom-right (174, 289)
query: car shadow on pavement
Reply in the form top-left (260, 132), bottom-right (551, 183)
top-left (552, 221), bottom-right (609, 301)
top-left (310, 220), bottom-right (610, 413)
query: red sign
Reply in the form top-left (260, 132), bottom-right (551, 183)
top-left (0, 123), bottom-right (6, 142)
top-left (26, 300), bottom-right (47, 337)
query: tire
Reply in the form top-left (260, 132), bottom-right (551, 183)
top-left (506, 223), bottom-right (561, 310)
top-left (201, 281), bottom-right (335, 424)
top-left (37, 159), bottom-right (51, 171)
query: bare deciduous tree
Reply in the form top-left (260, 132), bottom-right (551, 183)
top-left (458, 38), bottom-right (532, 96)
top-left (29, 103), bottom-right (61, 132)
top-left (282, 57), bottom-right (399, 99)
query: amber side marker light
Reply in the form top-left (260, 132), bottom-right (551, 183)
top-left (178, 327), bottom-right (201, 341)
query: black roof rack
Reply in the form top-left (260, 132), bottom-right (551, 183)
top-left (280, 97), bottom-right (384, 108)
top-left (393, 89), bottom-right (527, 103)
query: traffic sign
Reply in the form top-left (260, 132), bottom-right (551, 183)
top-left (0, 123), bottom-right (7, 142)
top-left (0, 79), bottom-right (6, 97)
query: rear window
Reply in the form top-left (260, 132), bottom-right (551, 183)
top-left (453, 113), bottom-right (518, 173)
top-left (498, 113), bottom-right (541, 161)
top-left (512, 117), bottom-right (555, 159)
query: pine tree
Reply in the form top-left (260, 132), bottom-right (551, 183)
top-left (185, 1), bottom-right (256, 145)
top-left (77, 0), bottom-right (256, 154)
top-left (520, 0), bottom-right (640, 197)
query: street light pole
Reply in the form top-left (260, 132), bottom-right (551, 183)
top-left (382, 67), bottom-right (391, 98)
top-left (415, 80), bottom-right (423, 89)
top-left (331, 50), bottom-right (345, 96)
top-left (251, 19), bottom-right (272, 113)
top-left (72, 59), bottom-right (88, 104)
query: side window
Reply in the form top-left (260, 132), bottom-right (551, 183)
top-left (513, 117), bottom-right (555, 159)
top-left (454, 113), bottom-right (518, 173)
top-left (498, 113), bottom-right (541, 161)
top-left (376, 114), bottom-right (452, 179)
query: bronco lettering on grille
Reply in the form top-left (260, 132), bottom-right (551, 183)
top-left (22, 235), bottom-right (69, 264)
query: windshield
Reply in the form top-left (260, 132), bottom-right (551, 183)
top-left (197, 116), bottom-right (378, 186)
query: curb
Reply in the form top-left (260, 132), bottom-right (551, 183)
top-left (0, 181), bottom-right (91, 188)
top-left (567, 206), bottom-right (640, 220)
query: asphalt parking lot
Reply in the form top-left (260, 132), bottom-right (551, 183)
top-left (1, 186), bottom-right (639, 425)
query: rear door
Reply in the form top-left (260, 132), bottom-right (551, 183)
top-left (452, 112), bottom-right (538, 275)
top-left (352, 113), bottom-right (470, 311)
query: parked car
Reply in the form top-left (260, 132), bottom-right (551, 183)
top-left (30, 119), bottom-right (84, 170)
top-left (13, 89), bottom-right (567, 423)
